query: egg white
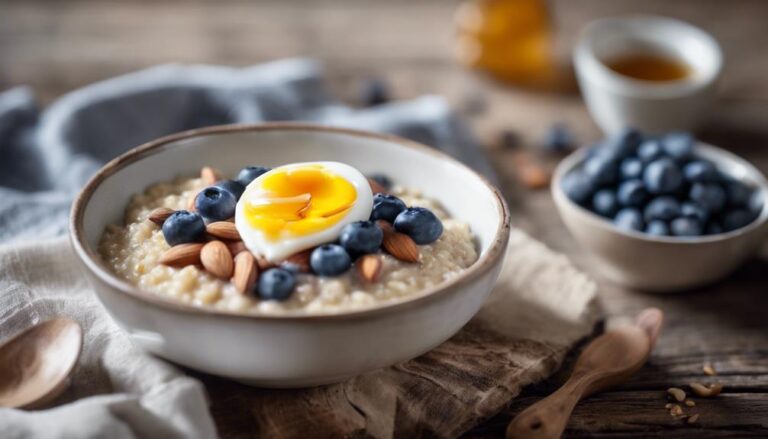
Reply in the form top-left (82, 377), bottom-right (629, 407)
top-left (235, 161), bottom-right (374, 262)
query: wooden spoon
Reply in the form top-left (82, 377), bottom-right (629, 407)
top-left (506, 308), bottom-right (664, 439)
top-left (0, 318), bottom-right (83, 409)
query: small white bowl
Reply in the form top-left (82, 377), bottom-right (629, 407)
top-left (552, 142), bottom-right (768, 292)
top-left (70, 123), bottom-right (510, 387)
top-left (574, 15), bottom-right (723, 135)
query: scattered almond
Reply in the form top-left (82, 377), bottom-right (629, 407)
top-left (232, 252), bottom-right (258, 294)
top-left (226, 241), bottom-right (247, 256)
top-left (664, 403), bottom-right (673, 409)
top-left (667, 387), bottom-right (686, 402)
top-left (518, 162), bottom-right (550, 189)
top-left (669, 404), bottom-right (683, 417)
top-left (159, 243), bottom-right (204, 267)
top-left (201, 166), bottom-right (220, 185)
top-left (690, 383), bottom-right (722, 398)
top-left (357, 254), bottom-right (383, 282)
top-left (685, 400), bottom-right (696, 407)
top-left (148, 207), bottom-right (175, 226)
top-left (687, 414), bottom-right (700, 424)
top-left (703, 364), bottom-right (717, 376)
top-left (200, 240), bottom-right (234, 279)
top-left (206, 221), bottom-right (241, 241)
top-left (378, 220), bottom-right (419, 263)
top-left (368, 178), bottom-right (389, 195)
top-left (282, 249), bottom-right (312, 273)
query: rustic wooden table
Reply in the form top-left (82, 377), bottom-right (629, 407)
top-left (3, 0), bottom-right (767, 437)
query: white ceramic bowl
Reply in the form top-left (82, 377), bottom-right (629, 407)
top-left (574, 15), bottom-right (722, 135)
top-left (552, 142), bottom-right (768, 292)
top-left (70, 123), bottom-right (510, 387)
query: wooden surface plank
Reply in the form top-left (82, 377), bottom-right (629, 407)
top-left (2, 0), bottom-right (767, 437)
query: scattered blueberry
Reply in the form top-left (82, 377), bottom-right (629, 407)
top-left (394, 207), bottom-right (444, 244)
top-left (614, 208), bottom-right (644, 232)
top-left (359, 77), bottom-right (390, 107)
top-left (646, 220), bottom-right (670, 236)
top-left (542, 123), bottom-right (575, 152)
top-left (561, 171), bottom-right (595, 205)
top-left (689, 183), bottom-right (726, 213)
top-left (670, 217), bottom-right (703, 237)
top-left (705, 221), bottom-right (723, 235)
top-left (643, 158), bottom-right (683, 194)
top-left (592, 189), bottom-right (619, 217)
top-left (683, 160), bottom-right (718, 183)
top-left (644, 196), bottom-right (681, 222)
top-left (195, 186), bottom-right (237, 222)
top-left (258, 268), bottom-right (296, 301)
top-left (162, 211), bottom-right (206, 246)
top-left (583, 153), bottom-right (619, 186)
top-left (214, 179), bottom-right (245, 200)
top-left (310, 244), bottom-right (352, 276)
top-left (617, 179), bottom-right (647, 207)
top-left (637, 139), bottom-right (664, 163)
top-left (620, 157), bottom-right (643, 180)
top-left (680, 202), bottom-right (709, 223)
top-left (662, 132), bottom-right (694, 162)
top-left (236, 166), bottom-right (271, 187)
top-left (722, 209), bottom-right (755, 232)
top-left (370, 193), bottom-right (407, 222)
top-left (368, 174), bottom-right (393, 191)
top-left (724, 180), bottom-right (752, 207)
top-left (340, 221), bottom-right (384, 255)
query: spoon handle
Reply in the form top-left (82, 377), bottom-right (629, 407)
top-left (505, 377), bottom-right (588, 439)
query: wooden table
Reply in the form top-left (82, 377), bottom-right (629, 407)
top-left (3, 0), bottom-right (767, 436)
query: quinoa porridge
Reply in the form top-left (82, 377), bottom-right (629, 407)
top-left (99, 165), bottom-right (478, 315)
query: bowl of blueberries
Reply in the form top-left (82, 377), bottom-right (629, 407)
top-left (552, 129), bottom-right (768, 291)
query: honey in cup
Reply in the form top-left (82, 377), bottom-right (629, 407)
top-left (604, 52), bottom-right (691, 82)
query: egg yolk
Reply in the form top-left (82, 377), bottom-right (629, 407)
top-left (243, 166), bottom-right (357, 239)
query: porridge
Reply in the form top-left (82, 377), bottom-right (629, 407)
top-left (99, 162), bottom-right (478, 314)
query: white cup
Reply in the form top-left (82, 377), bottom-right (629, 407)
top-left (574, 15), bottom-right (723, 135)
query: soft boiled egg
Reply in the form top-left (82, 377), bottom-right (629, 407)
top-left (235, 162), bottom-right (373, 262)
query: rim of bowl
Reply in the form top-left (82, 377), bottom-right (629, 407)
top-left (551, 141), bottom-right (768, 244)
top-left (70, 122), bottom-right (511, 321)
top-left (574, 15), bottom-right (723, 99)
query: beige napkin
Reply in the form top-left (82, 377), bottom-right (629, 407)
top-left (198, 228), bottom-right (600, 438)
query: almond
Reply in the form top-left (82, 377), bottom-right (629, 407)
top-left (206, 221), bottom-right (241, 241)
top-left (159, 243), bottom-right (204, 267)
top-left (226, 240), bottom-right (247, 256)
top-left (282, 249), bottom-right (312, 273)
top-left (200, 240), bottom-right (234, 279)
top-left (255, 254), bottom-right (276, 271)
top-left (368, 178), bottom-right (389, 195)
top-left (232, 251), bottom-right (258, 294)
top-left (148, 207), bottom-right (175, 226)
top-left (356, 254), bottom-right (382, 282)
top-left (201, 166), bottom-right (220, 185)
top-left (378, 220), bottom-right (419, 263)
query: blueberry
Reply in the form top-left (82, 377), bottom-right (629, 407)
top-left (561, 171), bottom-right (595, 205)
top-left (689, 183), bottom-right (726, 213)
top-left (683, 161), bottom-right (718, 183)
top-left (236, 166), bottom-right (271, 187)
top-left (620, 157), bottom-right (643, 180)
top-left (310, 244), bottom-right (352, 276)
top-left (680, 202), bottom-right (709, 223)
top-left (705, 221), bottom-right (723, 235)
top-left (359, 77), bottom-right (390, 107)
top-left (370, 193), bottom-right (407, 222)
top-left (637, 139), bottom-right (664, 163)
top-left (592, 189), bottom-right (619, 217)
top-left (162, 211), bottom-right (206, 246)
top-left (643, 158), bottom-right (683, 194)
top-left (368, 174), bottom-right (393, 191)
top-left (195, 186), bottom-right (237, 222)
top-left (394, 207), bottom-right (444, 244)
top-left (670, 217), bottom-right (703, 237)
top-left (542, 123), bottom-right (575, 152)
top-left (340, 221), bottom-right (383, 255)
top-left (617, 179), bottom-right (647, 207)
top-left (603, 127), bottom-right (642, 160)
top-left (662, 132), bottom-right (694, 162)
top-left (749, 191), bottom-right (764, 215)
top-left (257, 268), bottom-right (296, 301)
top-left (722, 209), bottom-right (756, 232)
top-left (614, 208), bottom-right (644, 232)
top-left (646, 220), bottom-right (670, 236)
top-left (724, 180), bottom-right (752, 207)
top-left (214, 179), bottom-right (245, 200)
top-left (583, 153), bottom-right (619, 186)
top-left (644, 196), bottom-right (681, 222)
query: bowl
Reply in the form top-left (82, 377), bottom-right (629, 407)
top-left (70, 123), bottom-right (510, 387)
top-left (552, 141), bottom-right (768, 292)
top-left (574, 15), bottom-right (722, 135)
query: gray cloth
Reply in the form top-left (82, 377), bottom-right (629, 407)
top-left (0, 59), bottom-right (492, 438)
